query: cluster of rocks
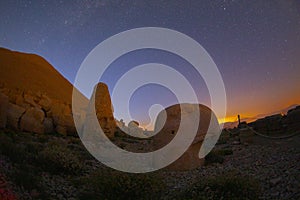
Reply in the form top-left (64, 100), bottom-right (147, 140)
top-left (0, 87), bottom-right (77, 136)
top-left (116, 120), bottom-right (145, 138)
top-left (0, 81), bottom-right (150, 140)
top-left (248, 106), bottom-right (300, 134)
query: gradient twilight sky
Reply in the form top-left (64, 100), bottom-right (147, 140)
top-left (1, 0), bottom-right (300, 127)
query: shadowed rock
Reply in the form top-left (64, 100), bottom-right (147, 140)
top-left (153, 103), bottom-right (220, 171)
top-left (20, 107), bottom-right (45, 134)
top-left (7, 103), bottom-right (26, 130)
top-left (0, 92), bottom-right (9, 128)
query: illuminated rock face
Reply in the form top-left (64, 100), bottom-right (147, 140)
top-left (153, 103), bottom-right (219, 171)
top-left (92, 82), bottom-right (116, 139)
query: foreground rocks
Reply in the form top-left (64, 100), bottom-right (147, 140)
top-left (0, 130), bottom-right (298, 199)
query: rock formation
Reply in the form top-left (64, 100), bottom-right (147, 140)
top-left (0, 47), bottom-right (86, 104)
top-left (84, 83), bottom-right (116, 139)
top-left (153, 103), bottom-right (220, 171)
top-left (0, 48), bottom-right (88, 136)
top-left (248, 106), bottom-right (300, 134)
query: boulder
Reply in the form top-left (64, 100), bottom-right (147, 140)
top-left (6, 103), bottom-right (26, 130)
top-left (20, 107), bottom-right (45, 134)
top-left (50, 102), bottom-right (76, 136)
top-left (0, 92), bottom-right (9, 128)
top-left (43, 117), bottom-right (54, 134)
top-left (153, 103), bottom-right (220, 171)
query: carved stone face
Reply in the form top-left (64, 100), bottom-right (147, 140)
top-left (84, 82), bottom-right (117, 139)
top-left (98, 116), bottom-right (115, 137)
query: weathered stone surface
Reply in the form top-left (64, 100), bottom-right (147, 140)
top-left (50, 102), bottom-right (76, 136)
top-left (38, 94), bottom-right (52, 112)
top-left (153, 103), bottom-right (219, 171)
top-left (85, 82), bottom-right (116, 138)
top-left (20, 107), bottom-right (45, 134)
top-left (24, 93), bottom-right (40, 108)
top-left (44, 117), bottom-right (54, 134)
top-left (0, 92), bottom-right (9, 128)
top-left (128, 120), bottom-right (144, 137)
top-left (7, 103), bottom-right (26, 130)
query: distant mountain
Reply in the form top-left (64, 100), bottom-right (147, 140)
top-left (0, 47), bottom-right (87, 104)
top-left (222, 104), bottom-right (299, 129)
top-left (254, 104), bottom-right (299, 119)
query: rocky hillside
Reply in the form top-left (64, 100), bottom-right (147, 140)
top-left (0, 48), bottom-right (87, 104)
top-left (0, 48), bottom-right (88, 136)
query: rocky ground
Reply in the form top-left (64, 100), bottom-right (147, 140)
top-left (0, 129), bottom-right (299, 199)
top-left (161, 133), bottom-right (300, 199)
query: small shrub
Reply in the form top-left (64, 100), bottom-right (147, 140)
top-left (217, 148), bottom-right (233, 156)
top-left (11, 164), bottom-right (41, 191)
top-left (0, 135), bottom-right (27, 163)
top-left (77, 169), bottom-right (165, 200)
top-left (179, 171), bottom-right (261, 200)
top-left (37, 143), bottom-right (83, 175)
top-left (205, 148), bottom-right (233, 165)
top-left (205, 150), bottom-right (224, 164)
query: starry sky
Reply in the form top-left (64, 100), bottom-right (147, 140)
top-left (1, 0), bottom-right (300, 128)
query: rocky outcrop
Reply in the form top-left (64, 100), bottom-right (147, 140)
top-left (0, 48), bottom-right (89, 135)
top-left (87, 82), bottom-right (116, 138)
top-left (153, 103), bottom-right (219, 171)
top-left (248, 114), bottom-right (283, 133)
top-left (248, 106), bottom-right (300, 134)
top-left (0, 88), bottom-right (78, 136)
top-left (50, 102), bottom-right (76, 136)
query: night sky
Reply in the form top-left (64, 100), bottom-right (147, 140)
top-left (1, 0), bottom-right (300, 128)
